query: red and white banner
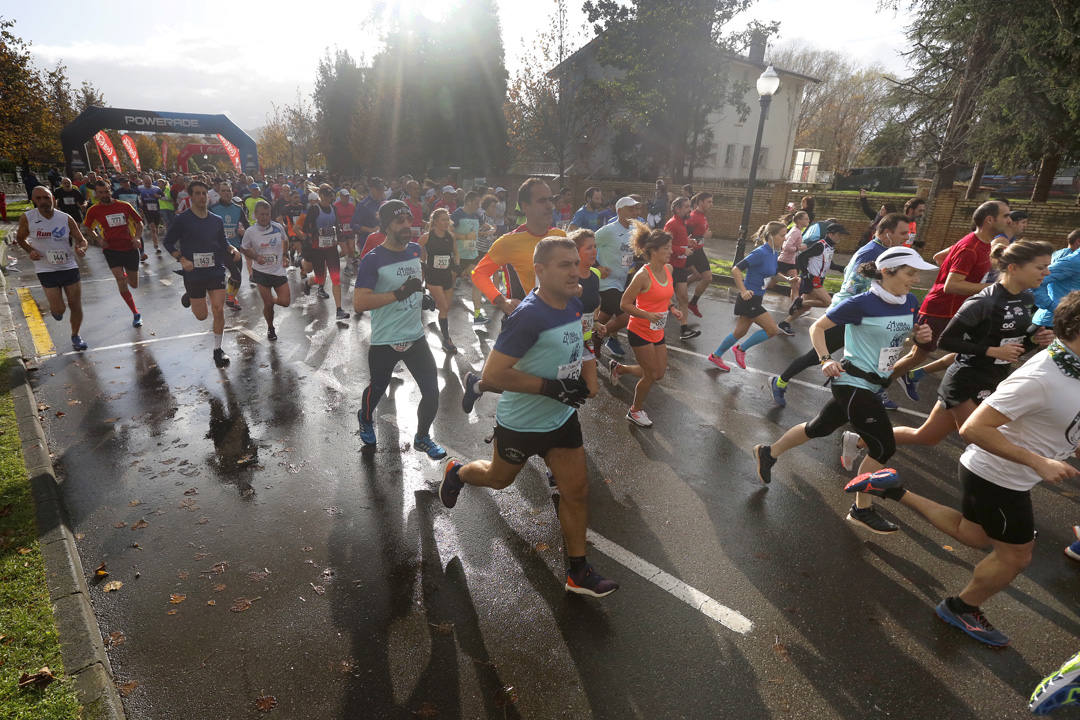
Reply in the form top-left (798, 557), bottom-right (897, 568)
top-left (216, 134), bottom-right (242, 172)
top-left (120, 134), bottom-right (141, 171)
top-left (94, 131), bottom-right (122, 173)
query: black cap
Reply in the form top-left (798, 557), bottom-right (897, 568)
top-left (1009, 210), bottom-right (1029, 222)
top-left (378, 199), bottom-right (412, 229)
top-left (825, 222), bottom-right (849, 235)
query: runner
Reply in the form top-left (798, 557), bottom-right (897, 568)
top-left (664, 196), bottom-right (701, 340)
top-left (15, 187), bottom-right (90, 351)
top-left (770, 213), bottom-right (912, 407)
top-left (1032, 229), bottom-right (1080, 330)
top-left (685, 192), bottom-right (714, 318)
top-left (776, 223), bottom-right (849, 335)
top-left (419, 208), bottom-right (459, 353)
top-left (82, 180), bottom-right (144, 327)
top-left (209, 183), bottom-right (249, 311)
top-left (593, 196), bottom-right (642, 359)
top-left (451, 191), bottom-right (489, 327)
top-left (353, 200), bottom-right (445, 459)
top-left (439, 236), bottom-right (619, 598)
top-left (610, 224), bottom-right (682, 427)
top-left (569, 187), bottom-right (605, 231)
top-left (771, 210), bottom-right (809, 332)
top-left (334, 188), bottom-right (357, 274)
top-left (492, 186), bottom-right (508, 236)
top-left (137, 176), bottom-right (163, 253)
top-left (302, 186), bottom-right (350, 320)
top-left (844, 290), bottom-right (1080, 646)
top-left (351, 177), bottom-right (384, 272)
top-left (157, 179), bottom-right (175, 230)
top-left (840, 240), bottom-right (1054, 470)
top-left (1030, 650), bottom-right (1080, 715)
top-left (571, 229), bottom-right (604, 357)
top-left (53, 177), bottom-right (85, 224)
top-left (240, 200), bottom-right (291, 341)
top-left (163, 180), bottom-right (243, 368)
top-left (707, 222), bottom-right (786, 372)
top-left (753, 246), bottom-right (937, 534)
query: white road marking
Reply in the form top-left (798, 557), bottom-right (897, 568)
top-left (664, 342), bottom-right (930, 421)
top-left (60, 327), bottom-right (242, 356)
top-left (159, 278), bottom-right (172, 286)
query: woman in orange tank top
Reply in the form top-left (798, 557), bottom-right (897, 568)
top-left (610, 223), bottom-right (683, 428)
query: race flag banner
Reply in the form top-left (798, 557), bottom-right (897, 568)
top-left (161, 140), bottom-right (169, 168)
top-left (94, 131), bottom-right (122, 173)
top-left (120, 134), bottom-right (141, 171)
top-left (216, 134), bottom-right (242, 172)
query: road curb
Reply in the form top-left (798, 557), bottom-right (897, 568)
top-left (1, 274), bottom-right (126, 719)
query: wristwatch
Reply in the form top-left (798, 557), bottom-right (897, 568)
top-left (819, 355), bottom-right (833, 364)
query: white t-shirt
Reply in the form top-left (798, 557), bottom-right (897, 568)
top-left (25, 208), bottom-right (79, 273)
top-left (241, 221), bottom-right (288, 276)
top-left (960, 349), bottom-right (1080, 491)
top-left (207, 189), bottom-right (221, 206)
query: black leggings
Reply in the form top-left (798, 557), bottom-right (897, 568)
top-left (225, 252), bottom-right (242, 288)
top-left (360, 340), bottom-right (439, 437)
top-left (780, 324), bottom-right (845, 383)
top-left (804, 383), bottom-right (895, 463)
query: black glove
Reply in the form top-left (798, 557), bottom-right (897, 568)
top-left (539, 378), bottom-right (589, 408)
top-left (421, 294), bottom-right (436, 311)
top-left (393, 276), bottom-right (423, 301)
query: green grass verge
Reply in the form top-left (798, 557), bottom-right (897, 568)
top-left (0, 355), bottom-right (83, 719)
top-left (708, 258), bottom-right (928, 302)
top-left (4, 201), bottom-right (31, 223)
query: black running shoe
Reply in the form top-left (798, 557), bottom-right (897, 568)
top-left (777, 321), bottom-right (794, 337)
top-left (267, 326), bottom-right (277, 342)
top-left (565, 563), bottom-right (619, 598)
top-left (753, 444), bottom-right (775, 484)
top-left (679, 327), bottom-right (702, 340)
top-left (461, 372), bottom-right (482, 413)
top-left (787, 297), bottom-right (803, 316)
top-left (213, 348), bottom-right (230, 368)
top-left (180, 293), bottom-right (190, 308)
top-left (845, 503), bottom-right (898, 534)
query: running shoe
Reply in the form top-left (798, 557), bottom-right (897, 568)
top-left (753, 444), bottom-right (775, 484)
top-left (732, 344), bottom-right (747, 369)
top-left (845, 504), bottom-right (898, 534)
top-left (472, 311), bottom-right (487, 326)
top-left (317, 287), bottom-right (331, 300)
top-left (626, 408), bottom-right (653, 427)
top-left (679, 327), bottom-right (702, 340)
top-left (1030, 650), bottom-right (1080, 715)
top-left (441, 339), bottom-right (457, 354)
top-left (935, 598), bottom-right (1010, 647)
top-left (336, 307), bottom-right (350, 321)
top-left (565, 563), bottom-right (619, 598)
top-left (770, 376), bottom-right (787, 408)
top-left (901, 370), bottom-right (922, 402)
top-left (71, 335), bottom-right (88, 352)
top-left (840, 431), bottom-right (861, 471)
top-left (267, 327), bottom-right (277, 342)
top-left (687, 302), bottom-right (702, 318)
top-left (180, 293), bottom-right (191, 308)
top-left (357, 411), bottom-right (376, 445)
top-left (414, 434), bottom-right (447, 460)
top-left (140, 251), bottom-right (148, 262)
top-left (844, 468), bottom-right (901, 496)
top-left (439, 459), bottom-right (464, 509)
top-left (546, 469), bottom-right (558, 494)
top-left (131, 313), bottom-right (142, 328)
top-left (707, 353), bottom-right (730, 372)
top-left (461, 372), bottom-right (483, 413)
top-left (303, 278), bottom-right (311, 296)
top-left (608, 359), bottom-right (622, 386)
top-left (51, 310), bottom-right (64, 321)
top-left (212, 348), bottom-right (230, 368)
top-left (155, 246), bottom-right (161, 254)
top-left (777, 321), bottom-right (794, 337)
top-left (605, 337), bottom-right (626, 358)
top-left (249, 282), bottom-right (256, 289)
top-left (787, 297), bottom-right (803, 316)
top-left (876, 390), bottom-right (899, 411)
top-left (226, 296), bottom-right (241, 311)
top-left (1065, 526), bottom-right (1080, 562)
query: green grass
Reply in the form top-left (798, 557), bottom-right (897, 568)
top-left (0, 355), bottom-right (83, 719)
top-left (4, 201), bottom-right (31, 222)
top-left (707, 259), bottom-right (928, 302)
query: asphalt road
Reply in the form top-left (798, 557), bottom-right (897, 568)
top-left (6, 241), bottom-right (1080, 720)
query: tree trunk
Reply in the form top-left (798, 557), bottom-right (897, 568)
top-left (965, 160), bottom-right (986, 200)
top-left (1030, 152), bottom-right (1060, 203)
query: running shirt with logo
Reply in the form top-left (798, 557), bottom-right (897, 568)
top-left (941, 284), bottom-right (1035, 370)
top-left (175, 190), bottom-right (191, 214)
top-left (25, 208), bottom-right (78, 272)
top-left (594, 220), bottom-right (635, 292)
top-left (310, 206), bottom-right (338, 248)
top-left (84, 200), bottom-right (142, 251)
top-left (241, 221), bottom-right (288, 276)
top-left (493, 291), bottom-right (586, 433)
top-left (115, 187), bottom-right (141, 208)
top-left (54, 188), bottom-right (84, 222)
top-left (664, 215), bottom-right (690, 268)
top-left (826, 291), bottom-right (920, 392)
top-left (686, 210), bottom-right (708, 240)
top-left (210, 202), bottom-right (248, 248)
top-left (450, 208), bottom-right (481, 261)
top-left (355, 243), bottom-right (425, 346)
top-left (832, 239), bottom-right (888, 306)
top-left (138, 186), bottom-right (162, 212)
top-left (734, 242), bottom-right (778, 296)
top-left (163, 211), bottom-right (230, 274)
top-left (960, 349), bottom-right (1080, 491)
top-left (472, 226), bottom-right (566, 302)
top-left (571, 205), bottom-right (603, 231)
top-left (919, 232), bottom-right (991, 318)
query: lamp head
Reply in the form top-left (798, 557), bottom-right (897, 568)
top-left (757, 65), bottom-right (781, 97)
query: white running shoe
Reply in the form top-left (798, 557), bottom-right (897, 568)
top-left (626, 408), bottom-right (653, 427)
top-left (841, 431), bottom-right (861, 471)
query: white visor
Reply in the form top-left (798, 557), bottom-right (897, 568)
top-left (875, 246), bottom-right (937, 271)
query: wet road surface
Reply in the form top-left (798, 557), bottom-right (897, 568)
top-left (7, 244), bottom-right (1080, 719)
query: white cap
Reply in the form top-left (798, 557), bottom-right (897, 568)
top-left (875, 246), bottom-right (938, 271)
top-left (338, 189), bottom-right (350, 196)
top-left (307, 192), bottom-right (319, 202)
top-left (615, 196), bottom-right (642, 210)
top-left (424, 188), bottom-right (436, 199)
top-left (441, 185), bottom-right (455, 193)
top-left (495, 186), bottom-right (506, 193)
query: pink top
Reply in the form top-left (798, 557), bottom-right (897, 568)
top-left (778, 226), bottom-right (803, 264)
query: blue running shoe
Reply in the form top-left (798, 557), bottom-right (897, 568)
top-left (414, 434), bottom-right (447, 460)
top-left (605, 337), bottom-right (626, 359)
top-left (439, 460), bottom-right (464, 508)
top-left (132, 312), bottom-right (142, 328)
top-left (901, 369), bottom-right (922, 402)
top-left (770, 376), bottom-right (787, 408)
top-left (876, 390), bottom-right (898, 410)
top-left (844, 468), bottom-right (901, 497)
top-left (935, 598), bottom-right (1010, 647)
top-left (71, 335), bottom-right (88, 352)
top-left (357, 410), bottom-right (376, 446)
top-left (1066, 526), bottom-right (1080, 562)
top-left (1030, 650), bottom-right (1080, 715)
top-left (565, 563), bottom-right (619, 598)
top-left (461, 371), bottom-right (483, 414)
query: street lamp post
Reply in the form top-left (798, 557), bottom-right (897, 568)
top-left (733, 65), bottom-right (781, 263)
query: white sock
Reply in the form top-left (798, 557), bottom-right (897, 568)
top-left (214, 333), bottom-right (223, 350)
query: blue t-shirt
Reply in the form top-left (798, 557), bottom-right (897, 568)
top-left (571, 205), bottom-right (603, 231)
top-left (138, 186), bottom-right (162, 211)
top-left (493, 291), bottom-right (587, 433)
top-left (210, 202), bottom-right (248, 247)
top-left (355, 243), bottom-right (425, 346)
top-left (832, 239), bottom-right (888, 306)
top-left (351, 196), bottom-right (380, 246)
top-left (598, 208), bottom-right (615, 226)
top-left (1034, 246), bottom-right (1080, 327)
top-left (826, 291), bottom-right (920, 391)
top-left (734, 243), bottom-right (778, 296)
top-left (115, 187), bottom-right (141, 208)
top-left (162, 210), bottom-right (230, 274)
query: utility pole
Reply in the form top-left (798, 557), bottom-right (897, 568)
top-left (557, 0), bottom-right (566, 181)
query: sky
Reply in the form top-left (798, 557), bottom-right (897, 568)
top-left (14, 0), bottom-right (914, 136)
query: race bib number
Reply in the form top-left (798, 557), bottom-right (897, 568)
top-left (391, 341), bottom-right (415, 353)
top-left (105, 213), bottom-right (126, 228)
top-left (996, 336), bottom-right (1025, 364)
top-left (318, 227), bottom-right (336, 247)
top-left (877, 346), bottom-right (903, 374)
top-left (556, 358), bottom-right (582, 380)
top-left (47, 250), bottom-right (69, 265)
top-left (650, 312), bottom-right (668, 331)
top-left (433, 254), bottom-right (450, 270)
top-left (62, 196), bottom-right (75, 205)
top-left (291, 215), bottom-right (300, 224)
top-left (192, 252), bottom-right (215, 269)
top-left (260, 253), bottom-right (278, 266)
top-left (620, 253), bottom-right (634, 268)
top-left (581, 311), bottom-right (594, 335)
top-left (145, 201), bottom-right (158, 211)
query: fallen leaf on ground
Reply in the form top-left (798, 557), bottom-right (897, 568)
top-left (128, 499), bottom-right (141, 507)
top-left (166, 610), bottom-right (177, 615)
top-left (177, 570), bottom-right (189, 580)
top-left (104, 631), bottom-right (125, 648)
top-left (104, 417), bottom-right (119, 423)
top-left (230, 597), bottom-right (259, 612)
top-left (17, 547), bottom-right (32, 555)
top-left (18, 667), bottom-right (55, 689)
top-left (169, 594), bottom-right (186, 604)
top-left (113, 521), bottom-right (127, 529)
top-left (196, 517), bottom-right (209, 525)
top-left (131, 519), bottom-right (149, 531)
top-left (193, 552), bottom-right (209, 560)
top-left (309, 584), bottom-right (325, 596)
top-left (413, 702), bottom-right (439, 719)
top-left (37, 403), bottom-right (49, 412)
top-left (943, 545), bottom-right (954, 552)
top-left (534, 542), bottom-right (549, 552)
top-left (248, 571), bottom-right (270, 583)
top-left (94, 562), bottom-right (108, 578)
top-left (773, 637), bottom-right (791, 663)
top-left (183, 487), bottom-right (198, 496)
top-left (254, 695), bottom-right (277, 712)
top-left (75, 532), bottom-right (85, 540)
top-left (102, 580), bottom-right (123, 592)
top-left (208, 561), bottom-right (228, 575)
top-left (213, 584), bottom-right (226, 592)
top-left (301, 546), bottom-right (313, 552)
top-left (494, 685), bottom-right (518, 709)
top-left (116, 680), bottom-right (139, 697)
top-left (55, 411), bottom-right (65, 418)
top-left (206, 600), bottom-right (216, 606)
top-left (429, 623), bottom-right (454, 636)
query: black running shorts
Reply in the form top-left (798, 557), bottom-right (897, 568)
top-left (959, 463), bottom-right (1035, 544)
top-left (494, 412), bottom-right (583, 465)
